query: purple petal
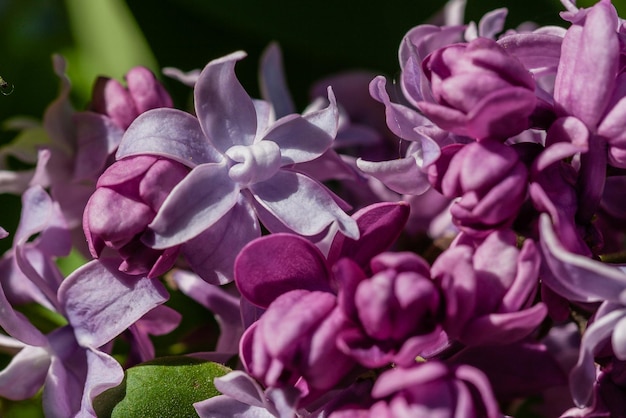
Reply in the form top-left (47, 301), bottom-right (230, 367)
top-left (460, 304), bottom-right (547, 346)
top-left (58, 259), bottom-right (169, 348)
top-left (79, 348), bottom-right (125, 417)
top-left (174, 270), bottom-right (243, 353)
top-left (43, 55), bottom-right (75, 150)
top-left (369, 76), bottom-right (431, 141)
top-left (497, 33), bottom-right (562, 73)
top-left (125, 66), bottom-right (173, 112)
top-left (195, 396), bottom-right (274, 418)
top-left (259, 42), bottom-right (296, 118)
top-left (478, 8), bottom-right (508, 39)
top-left (183, 198), bottom-right (260, 285)
top-left (356, 153), bottom-right (431, 195)
top-left (539, 213), bottom-right (626, 303)
top-left (235, 234), bottom-right (332, 308)
top-left (554, 0), bottom-right (619, 128)
top-left (0, 345), bottom-right (50, 400)
top-left (117, 108), bottom-right (222, 166)
top-left (264, 104), bottom-right (337, 165)
top-left (328, 201), bottom-right (410, 268)
top-left (195, 51), bottom-right (257, 152)
top-left (250, 169), bottom-right (359, 239)
top-left (145, 162), bottom-right (240, 249)
top-left (73, 112), bottom-right (124, 181)
top-left (570, 303), bottom-right (626, 407)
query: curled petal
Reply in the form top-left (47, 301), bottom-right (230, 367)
top-left (554, 0), bottom-right (619, 127)
top-left (357, 153), bottom-right (431, 195)
top-left (539, 213), bottom-right (626, 302)
top-left (195, 51), bottom-right (257, 152)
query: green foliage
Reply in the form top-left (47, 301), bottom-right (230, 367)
top-left (93, 357), bottom-right (231, 418)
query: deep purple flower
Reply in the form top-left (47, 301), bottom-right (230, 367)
top-left (416, 37), bottom-right (537, 141)
top-left (431, 229), bottom-right (546, 346)
top-left (333, 252), bottom-right (444, 368)
top-left (429, 139), bottom-right (529, 235)
top-left (240, 289), bottom-right (358, 394)
top-left (330, 361), bottom-right (501, 418)
top-left (83, 154), bottom-right (189, 277)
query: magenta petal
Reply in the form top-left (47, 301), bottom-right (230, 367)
top-left (235, 234), bottom-right (332, 308)
top-left (58, 259), bottom-right (169, 348)
top-left (328, 201), bottom-right (410, 268)
top-left (195, 51), bottom-right (257, 152)
top-left (183, 198), bottom-right (260, 285)
top-left (460, 304), bottom-right (548, 346)
top-left (250, 169), bottom-right (359, 239)
top-left (554, 0), bottom-right (619, 128)
top-left (145, 162), bottom-right (240, 249)
top-left (117, 108), bottom-right (222, 166)
top-left (0, 345), bottom-right (50, 400)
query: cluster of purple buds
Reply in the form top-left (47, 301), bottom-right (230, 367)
top-left (4, 0), bottom-right (626, 417)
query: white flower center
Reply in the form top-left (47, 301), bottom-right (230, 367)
top-left (225, 140), bottom-right (282, 186)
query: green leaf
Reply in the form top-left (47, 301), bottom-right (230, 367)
top-left (94, 356), bottom-right (231, 418)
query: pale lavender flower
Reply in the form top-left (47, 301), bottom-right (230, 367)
top-left (116, 51), bottom-right (358, 283)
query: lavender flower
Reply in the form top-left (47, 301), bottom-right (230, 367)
top-left (116, 51), bottom-right (359, 283)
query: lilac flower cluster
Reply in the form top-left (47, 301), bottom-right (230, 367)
top-left (3, 0), bottom-right (626, 416)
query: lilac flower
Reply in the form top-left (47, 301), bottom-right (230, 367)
top-left (116, 51), bottom-right (359, 283)
top-left (239, 289), bottom-right (358, 397)
top-left (0, 186), bottom-right (172, 417)
top-left (329, 361), bottom-right (502, 418)
top-left (72, 66), bottom-right (173, 182)
top-left (428, 139), bottom-right (529, 235)
top-left (333, 252), bottom-right (444, 368)
top-left (431, 229), bottom-right (546, 346)
top-left (83, 154), bottom-right (189, 277)
top-left (415, 37), bottom-right (537, 141)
